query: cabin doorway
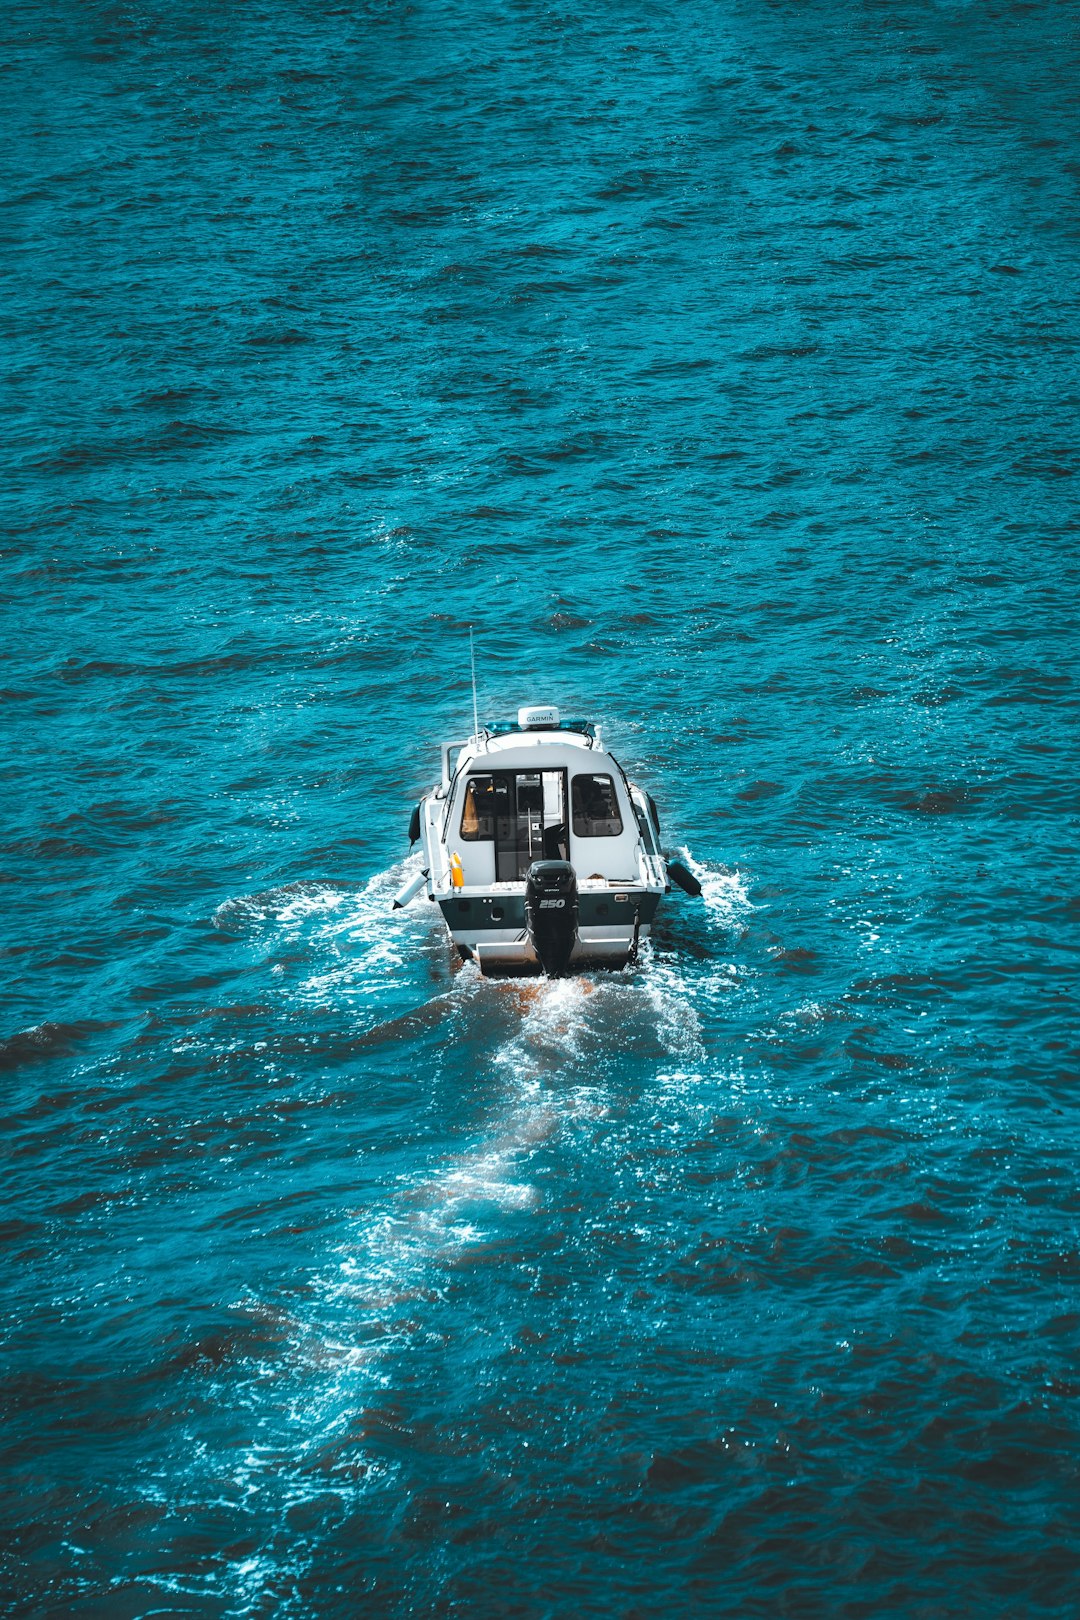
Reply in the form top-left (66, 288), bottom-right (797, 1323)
top-left (495, 769), bottom-right (567, 881)
top-left (459, 769), bottom-right (569, 882)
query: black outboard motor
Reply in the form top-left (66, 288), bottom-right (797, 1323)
top-left (524, 860), bottom-right (579, 977)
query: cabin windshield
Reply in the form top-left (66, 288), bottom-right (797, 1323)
top-left (459, 770), bottom-right (568, 880)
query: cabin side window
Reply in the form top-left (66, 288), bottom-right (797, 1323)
top-left (571, 773), bottom-right (623, 838)
top-left (633, 800), bottom-right (658, 855)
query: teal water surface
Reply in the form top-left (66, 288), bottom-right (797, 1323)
top-left (3, 1), bottom-right (1080, 1615)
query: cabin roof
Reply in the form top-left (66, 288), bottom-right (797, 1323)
top-left (484, 728), bottom-right (592, 753)
top-left (455, 730), bottom-right (607, 772)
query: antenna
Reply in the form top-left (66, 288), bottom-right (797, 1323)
top-left (469, 626), bottom-right (479, 741)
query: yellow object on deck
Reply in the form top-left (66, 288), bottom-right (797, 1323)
top-left (449, 851), bottom-right (464, 889)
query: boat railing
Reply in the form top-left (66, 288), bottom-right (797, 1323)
top-left (484, 717), bottom-right (596, 741)
top-left (440, 737), bottom-right (470, 788)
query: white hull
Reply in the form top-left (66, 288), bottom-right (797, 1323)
top-left (449, 918), bottom-right (653, 970)
top-left (395, 705), bottom-right (689, 977)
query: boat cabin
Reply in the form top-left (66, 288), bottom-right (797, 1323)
top-left (444, 729), bottom-right (642, 888)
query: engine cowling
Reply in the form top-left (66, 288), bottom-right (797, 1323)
top-left (524, 860), bottom-right (579, 977)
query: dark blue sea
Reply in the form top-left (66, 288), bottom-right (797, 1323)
top-left (4, 1), bottom-right (1080, 1614)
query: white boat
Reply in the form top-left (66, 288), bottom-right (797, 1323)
top-left (393, 704), bottom-right (701, 975)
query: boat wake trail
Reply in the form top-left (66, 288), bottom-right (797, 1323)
top-left (213, 853), bottom-right (446, 1019)
top-left (195, 856), bottom-right (752, 1612)
top-left (680, 847), bottom-right (751, 931)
